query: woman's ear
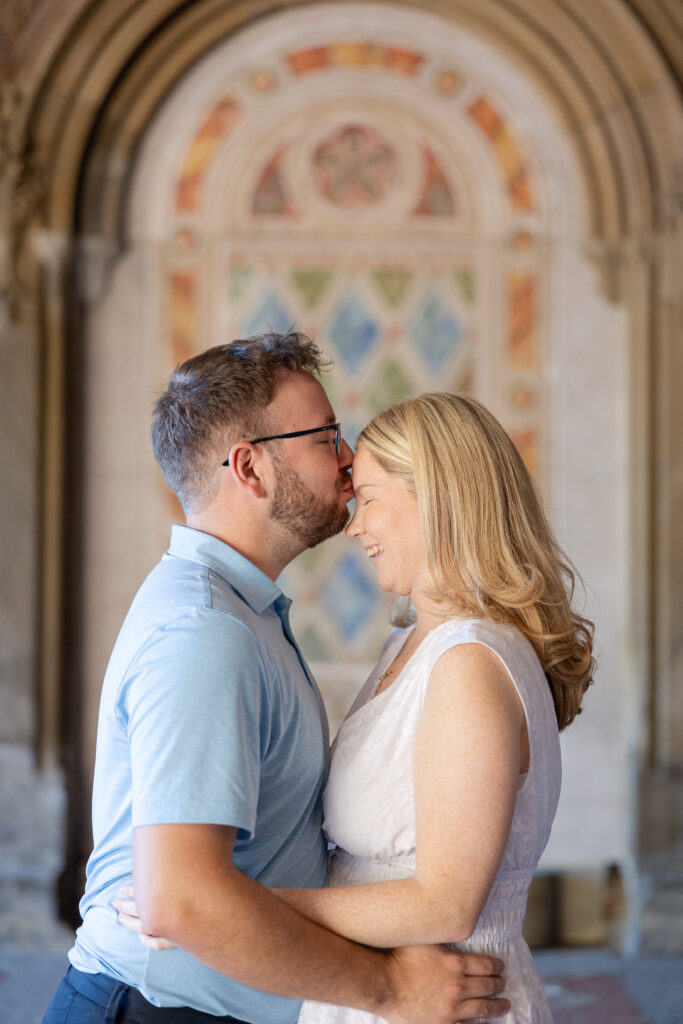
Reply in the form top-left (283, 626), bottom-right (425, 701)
top-left (227, 442), bottom-right (269, 499)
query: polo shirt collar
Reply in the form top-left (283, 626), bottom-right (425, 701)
top-left (168, 524), bottom-right (283, 615)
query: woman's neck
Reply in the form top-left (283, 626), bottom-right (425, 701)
top-left (411, 604), bottom-right (449, 643)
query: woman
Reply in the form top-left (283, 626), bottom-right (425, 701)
top-left (122, 392), bottom-right (594, 1024)
top-left (287, 392), bottom-right (593, 1024)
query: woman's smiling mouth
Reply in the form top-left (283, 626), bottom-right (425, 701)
top-left (365, 544), bottom-right (384, 559)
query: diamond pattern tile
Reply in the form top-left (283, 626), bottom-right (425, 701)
top-left (371, 268), bottom-right (414, 308)
top-left (329, 292), bottom-right (380, 372)
top-left (229, 267), bottom-right (253, 301)
top-left (322, 553), bottom-right (378, 641)
top-left (298, 623), bottom-right (329, 661)
top-left (225, 255), bottom-right (481, 662)
top-left (244, 289), bottom-right (295, 335)
top-left (291, 269), bottom-right (334, 309)
top-left (454, 268), bottom-right (475, 305)
top-left (369, 357), bottom-right (412, 414)
top-left (410, 292), bottom-right (463, 373)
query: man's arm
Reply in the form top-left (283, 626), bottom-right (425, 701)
top-left (133, 823), bottom-right (509, 1024)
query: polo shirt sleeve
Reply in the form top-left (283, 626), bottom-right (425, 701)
top-left (119, 609), bottom-right (268, 838)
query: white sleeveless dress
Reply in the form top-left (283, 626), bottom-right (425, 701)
top-left (298, 617), bottom-right (560, 1024)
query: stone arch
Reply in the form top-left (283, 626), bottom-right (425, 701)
top-left (8, 0), bottom-right (682, 933)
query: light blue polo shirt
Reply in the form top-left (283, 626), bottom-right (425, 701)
top-left (70, 525), bottom-right (330, 1022)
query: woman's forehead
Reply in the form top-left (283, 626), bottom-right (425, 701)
top-left (352, 448), bottom-right (402, 490)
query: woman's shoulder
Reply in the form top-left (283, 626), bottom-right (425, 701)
top-left (424, 617), bottom-right (557, 723)
top-left (423, 616), bottom-right (540, 675)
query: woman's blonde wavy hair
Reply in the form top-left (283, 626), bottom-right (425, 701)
top-left (357, 393), bottom-right (594, 730)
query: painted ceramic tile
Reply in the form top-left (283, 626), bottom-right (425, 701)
top-left (287, 44), bottom-right (423, 77)
top-left (410, 292), bottom-right (464, 373)
top-left (322, 553), bottom-right (379, 642)
top-left (412, 148), bottom-right (456, 216)
top-left (176, 96), bottom-right (241, 212)
top-left (253, 148), bottom-right (296, 216)
top-left (507, 273), bottom-right (537, 367)
top-left (169, 271), bottom-right (198, 362)
top-left (245, 288), bottom-right (296, 336)
top-left (468, 95), bottom-right (533, 211)
top-left (291, 269), bottom-right (334, 309)
top-left (370, 268), bottom-right (414, 308)
top-left (312, 124), bottom-right (398, 208)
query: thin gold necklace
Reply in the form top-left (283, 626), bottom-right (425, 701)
top-left (373, 663), bottom-right (397, 696)
top-left (372, 619), bottom-right (447, 697)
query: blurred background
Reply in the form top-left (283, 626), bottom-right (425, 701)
top-left (1, 1), bottom-right (682, 1020)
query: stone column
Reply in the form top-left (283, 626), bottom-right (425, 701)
top-left (0, 74), bottom-right (71, 948)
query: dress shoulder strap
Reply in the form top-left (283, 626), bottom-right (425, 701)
top-left (417, 618), bottom-right (560, 783)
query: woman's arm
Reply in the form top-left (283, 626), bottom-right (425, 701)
top-left (276, 642), bottom-right (525, 947)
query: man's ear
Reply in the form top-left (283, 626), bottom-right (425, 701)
top-left (227, 443), bottom-right (269, 498)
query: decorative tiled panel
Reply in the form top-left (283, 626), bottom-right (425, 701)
top-left (162, 28), bottom-right (547, 665)
top-left (221, 248), bottom-right (479, 659)
top-left (222, 250), bottom-right (477, 449)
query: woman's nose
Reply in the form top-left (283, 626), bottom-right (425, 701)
top-left (345, 506), bottom-right (361, 538)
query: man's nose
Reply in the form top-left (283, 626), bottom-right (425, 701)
top-left (338, 437), bottom-right (354, 467)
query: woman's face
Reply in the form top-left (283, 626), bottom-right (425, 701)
top-left (346, 447), bottom-right (425, 597)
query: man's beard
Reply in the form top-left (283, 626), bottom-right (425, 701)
top-left (270, 458), bottom-right (351, 550)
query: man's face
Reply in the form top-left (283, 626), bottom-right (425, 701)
top-left (265, 372), bottom-right (354, 549)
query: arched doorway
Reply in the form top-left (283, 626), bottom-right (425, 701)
top-left (11, 0), bottom-right (681, 943)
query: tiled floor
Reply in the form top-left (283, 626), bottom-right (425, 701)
top-left (3, 947), bottom-right (683, 1024)
top-left (544, 973), bottom-right (648, 1022)
top-left (536, 950), bottom-right (683, 1024)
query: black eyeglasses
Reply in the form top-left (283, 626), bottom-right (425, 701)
top-left (222, 422), bottom-right (341, 466)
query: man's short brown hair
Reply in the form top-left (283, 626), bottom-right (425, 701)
top-left (151, 331), bottom-right (329, 513)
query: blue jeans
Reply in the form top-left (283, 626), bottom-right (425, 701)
top-left (42, 965), bottom-right (251, 1023)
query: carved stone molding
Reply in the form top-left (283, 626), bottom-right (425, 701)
top-left (0, 76), bottom-right (25, 201)
top-left (669, 157), bottom-right (683, 227)
top-left (0, 73), bottom-right (48, 315)
top-left (582, 240), bottom-right (626, 305)
top-left (583, 236), bottom-right (660, 306)
top-left (0, 0), bottom-right (46, 55)
top-left (73, 234), bottom-right (121, 305)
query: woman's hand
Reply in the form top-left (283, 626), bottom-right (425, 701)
top-left (113, 885), bottom-right (176, 951)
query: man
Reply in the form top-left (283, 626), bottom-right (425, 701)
top-left (43, 332), bottom-right (509, 1024)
